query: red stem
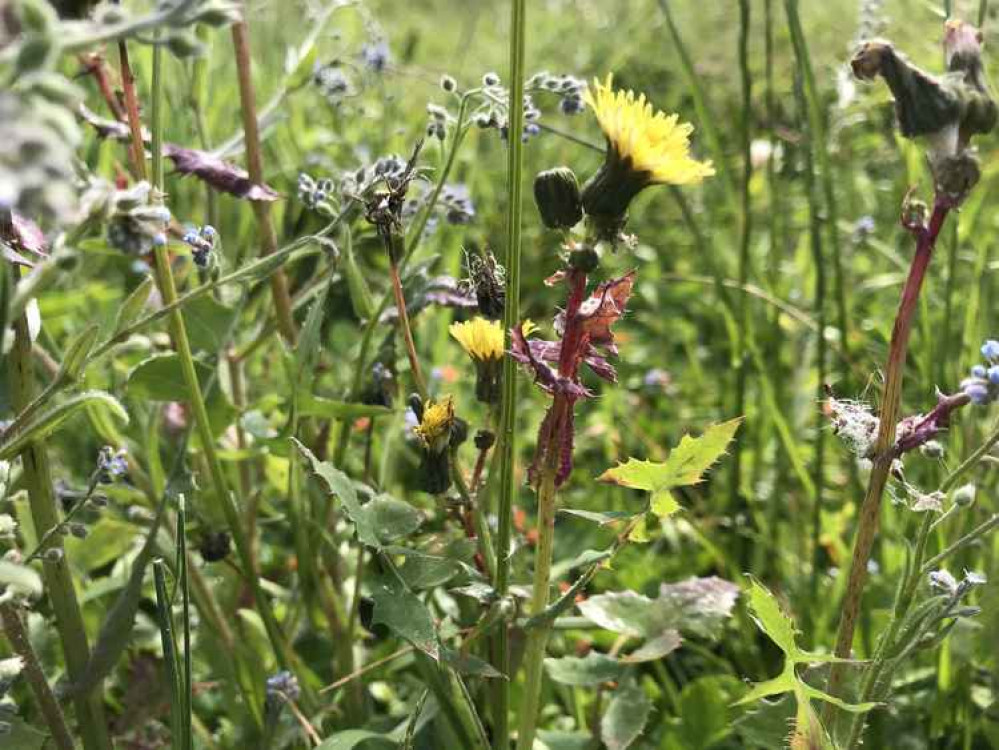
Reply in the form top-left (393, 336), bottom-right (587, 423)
top-left (825, 196), bottom-right (951, 710)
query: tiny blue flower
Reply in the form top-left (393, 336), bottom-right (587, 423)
top-left (152, 232), bottom-right (167, 247)
top-left (200, 225), bottom-right (216, 240)
top-left (963, 380), bottom-right (991, 405)
top-left (183, 231), bottom-right (199, 245)
top-left (972, 364), bottom-right (987, 378)
top-left (988, 366), bottom-right (999, 385)
top-left (982, 339), bottom-right (999, 361)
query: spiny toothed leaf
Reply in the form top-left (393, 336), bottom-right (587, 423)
top-left (598, 418), bottom-right (742, 517)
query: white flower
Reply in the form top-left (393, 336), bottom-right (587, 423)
top-left (0, 514), bottom-right (16, 539)
top-left (929, 569), bottom-right (959, 594)
top-left (0, 657), bottom-right (24, 680)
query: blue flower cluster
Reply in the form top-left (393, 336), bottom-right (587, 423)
top-left (182, 224), bottom-right (216, 268)
top-left (961, 339), bottom-right (999, 404)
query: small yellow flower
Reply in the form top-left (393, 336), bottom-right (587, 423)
top-left (450, 318), bottom-right (537, 363)
top-left (450, 317), bottom-right (505, 362)
top-left (581, 74), bottom-right (713, 228)
top-left (414, 395), bottom-right (454, 451)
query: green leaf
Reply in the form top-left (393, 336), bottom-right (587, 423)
top-left (184, 294), bottom-right (238, 352)
top-left (368, 496), bottom-right (423, 543)
top-left (598, 418), bottom-right (741, 518)
top-left (536, 732), bottom-right (591, 750)
top-left (297, 394), bottom-right (393, 420)
top-left (558, 508), bottom-right (635, 525)
top-left (315, 730), bottom-right (395, 749)
top-left (0, 560), bottom-right (42, 597)
top-left (601, 684), bottom-right (652, 750)
top-left (73, 493), bottom-right (168, 696)
top-left (544, 653), bottom-right (623, 686)
top-left (369, 573), bottom-right (439, 659)
top-left (343, 231), bottom-right (375, 320)
top-left (441, 647), bottom-right (503, 678)
top-left (58, 324), bottom-right (99, 382)
top-left (113, 276), bottom-right (154, 334)
top-left (292, 439), bottom-right (380, 548)
top-left (745, 577), bottom-right (798, 657)
top-left (620, 630), bottom-right (682, 663)
top-left (65, 517), bottom-right (139, 572)
top-left (126, 353), bottom-right (234, 436)
top-left (798, 681), bottom-right (879, 713)
top-left (0, 391), bottom-right (129, 461)
top-left (296, 278), bottom-right (332, 385)
top-left (3, 719), bottom-right (47, 750)
top-left (732, 669), bottom-right (797, 707)
top-left (391, 549), bottom-right (460, 590)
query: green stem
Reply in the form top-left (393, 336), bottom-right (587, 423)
top-left (493, 1), bottom-right (526, 747)
top-left (7, 267), bottom-right (110, 750)
top-left (154, 559), bottom-right (184, 749)
top-left (389, 255), bottom-right (428, 398)
top-left (0, 601), bottom-right (76, 750)
top-left (515, 456), bottom-right (558, 750)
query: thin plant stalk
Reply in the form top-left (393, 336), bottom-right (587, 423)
top-left (731, 0), bottom-right (753, 512)
top-left (0, 601), bottom-right (76, 750)
top-left (153, 559), bottom-right (184, 749)
top-left (493, 0), bottom-right (526, 746)
top-left (389, 256), bottom-right (428, 398)
top-left (231, 18), bottom-right (298, 344)
top-left (825, 196), bottom-right (952, 713)
top-left (143, 38), bottom-right (313, 708)
top-left (6, 267), bottom-right (111, 750)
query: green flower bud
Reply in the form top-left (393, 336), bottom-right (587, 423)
top-left (165, 31), bottom-right (205, 59)
top-left (953, 483), bottom-right (976, 507)
top-left (533, 166), bottom-right (583, 230)
top-left (567, 245), bottom-right (600, 273)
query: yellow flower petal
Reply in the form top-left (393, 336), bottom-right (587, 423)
top-left (585, 73), bottom-right (714, 186)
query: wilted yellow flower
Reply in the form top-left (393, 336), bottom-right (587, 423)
top-left (450, 317), bottom-right (505, 362)
top-left (414, 395), bottom-right (454, 452)
top-left (582, 74), bottom-right (713, 229)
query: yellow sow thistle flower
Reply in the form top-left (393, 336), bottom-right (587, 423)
top-left (450, 318), bottom-right (536, 403)
top-left (413, 395), bottom-right (455, 453)
top-left (581, 74), bottom-right (714, 229)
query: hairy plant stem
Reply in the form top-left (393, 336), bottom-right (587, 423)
top-left (516, 268), bottom-right (586, 750)
top-left (493, 0), bottom-right (526, 745)
top-left (231, 18), bottom-right (298, 344)
top-left (144, 43), bottom-right (313, 708)
top-left (825, 196), bottom-right (951, 717)
top-left (389, 254), bottom-right (428, 398)
top-left (0, 600), bottom-right (76, 750)
top-left (7, 268), bottom-right (111, 750)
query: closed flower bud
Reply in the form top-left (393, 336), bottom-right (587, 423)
top-left (953, 483), bottom-right (976, 506)
top-left (533, 167), bottom-right (583, 230)
top-left (165, 31), bottom-right (204, 58)
top-left (567, 245), bottom-right (600, 273)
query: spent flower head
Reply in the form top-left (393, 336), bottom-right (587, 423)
top-left (580, 74), bottom-right (714, 232)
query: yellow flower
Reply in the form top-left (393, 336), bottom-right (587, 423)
top-left (450, 317), bottom-right (505, 362)
top-left (414, 395), bottom-right (454, 451)
top-left (450, 318), bottom-right (537, 363)
top-left (582, 74), bottom-right (713, 228)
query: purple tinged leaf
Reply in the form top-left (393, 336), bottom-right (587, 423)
top-left (163, 144), bottom-right (280, 202)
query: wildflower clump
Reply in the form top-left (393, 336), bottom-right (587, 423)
top-left (581, 74), bottom-right (714, 235)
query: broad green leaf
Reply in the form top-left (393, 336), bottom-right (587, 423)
top-left (298, 394), bottom-right (393, 420)
top-left (0, 391), bottom-right (129, 461)
top-left (113, 276), bottom-right (154, 334)
top-left (666, 676), bottom-right (742, 749)
top-left (601, 684), bottom-right (652, 750)
top-left (369, 573), bottom-right (438, 659)
top-left (620, 630), bottom-right (682, 663)
top-left (125, 353), bottom-right (234, 436)
top-left (579, 578), bottom-right (738, 640)
top-left (0, 560), bottom-right (42, 597)
top-left (315, 730), bottom-right (395, 749)
top-left (293, 439), bottom-right (380, 548)
top-left (65, 517), bottom-right (139, 572)
top-left (391, 549), bottom-right (460, 590)
top-left (544, 653), bottom-right (623, 686)
top-left (184, 294), bottom-right (238, 352)
top-left (4, 719), bottom-right (47, 750)
top-left (368, 496), bottom-right (423, 543)
top-left (598, 418), bottom-right (741, 518)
